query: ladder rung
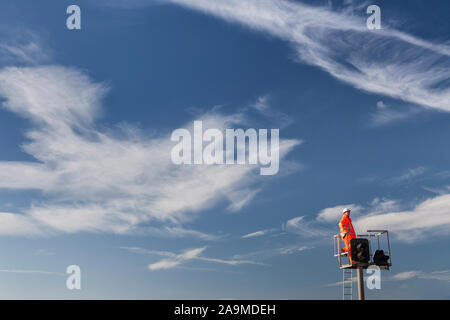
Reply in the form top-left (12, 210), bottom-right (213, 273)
top-left (342, 269), bottom-right (353, 300)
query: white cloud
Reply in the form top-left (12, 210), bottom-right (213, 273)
top-left (392, 166), bottom-right (427, 183)
top-left (422, 185), bottom-right (450, 196)
top-left (369, 197), bottom-right (402, 214)
top-left (326, 269), bottom-right (450, 287)
top-left (250, 95), bottom-right (293, 129)
top-left (148, 259), bottom-right (182, 270)
top-left (241, 228), bottom-right (276, 239)
top-left (391, 270), bottom-right (450, 283)
top-left (277, 245), bottom-right (312, 255)
top-left (121, 246), bottom-right (260, 270)
top-left (148, 226), bottom-right (221, 241)
top-left (424, 270), bottom-right (450, 282)
top-left (0, 212), bottom-right (44, 236)
top-left (283, 216), bottom-right (330, 238)
top-left (282, 198), bottom-right (402, 241)
top-left (312, 194), bottom-right (450, 242)
top-left (196, 256), bottom-right (260, 266)
top-left (362, 167), bottom-right (429, 186)
top-left (0, 30), bottom-right (50, 65)
top-left (165, 0), bottom-right (450, 111)
top-left (0, 269), bottom-right (64, 276)
top-left (147, 247), bottom-right (206, 270)
top-left (242, 230), bottom-right (267, 239)
top-left (0, 64), bottom-right (301, 236)
top-left (226, 188), bottom-right (262, 212)
top-left (370, 101), bottom-right (421, 127)
top-left (316, 204), bottom-right (362, 222)
top-left (355, 194), bottom-right (450, 241)
top-left (231, 244), bottom-right (312, 262)
top-left (391, 270), bottom-right (423, 281)
top-left (258, 199), bottom-right (402, 244)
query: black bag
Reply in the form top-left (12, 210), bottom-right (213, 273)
top-left (373, 249), bottom-right (389, 266)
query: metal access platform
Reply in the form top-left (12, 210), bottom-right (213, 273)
top-left (333, 230), bottom-right (392, 270)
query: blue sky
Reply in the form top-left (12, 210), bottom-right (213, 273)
top-left (0, 0), bottom-right (449, 299)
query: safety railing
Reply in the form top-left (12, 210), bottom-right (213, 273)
top-left (333, 230), bottom-right (392, 270)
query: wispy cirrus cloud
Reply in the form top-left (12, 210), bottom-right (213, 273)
top-left (325, 269), bottom-right (450, 287)
top-left (147, 226), bottom-right (222, 241)
top-left (0, 45), bottom-right (301, 237)
top-left (368, 197), bottom-right (402, 214)
top-left (276, 244), bottom-right (312, 255)
top-left (0, 29), bottom-right (50, 66)
top-left (241, 228), bottom-right (277, 239)
top-left (229, 244), bottom-right (313, 263)
top-left (422, 185), bottom-right (450, 196)
top-left (283, 216), bottom-right (331, 238)
top-left (121, 246), bottom-right (262, 270)
top-left (249, 95), bottom-right (293, 129)
top-left (391, 166), bottom-right (427, 184)
top-left (391, 270), bottom-right (450, 283)
top-left (161, 0), bottom-right (450, 111)
top-left (0, 64), bottom-right (300, 236)
top-left (369, 101), bottom-right (422, 127)
top-left (0, 269), bottom-right (64, 276)
top-left (361, 166), bottom-right (429, 186)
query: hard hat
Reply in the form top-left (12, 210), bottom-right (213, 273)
top-left (342, 208), bottom-right (351, 214)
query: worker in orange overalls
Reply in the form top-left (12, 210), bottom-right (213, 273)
top-left (339, 208), bottom-right (356, 264)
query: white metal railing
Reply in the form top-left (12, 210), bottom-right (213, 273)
top-left (333, 230), bottom-right (392, 270)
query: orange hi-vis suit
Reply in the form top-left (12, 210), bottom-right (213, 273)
top-left (339, 214), bottom-right (356, 263)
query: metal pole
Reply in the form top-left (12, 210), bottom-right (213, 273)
top-left (357, 267), bottom-right (365, 300)
top-left (386, 231), bottom-right (392, 267)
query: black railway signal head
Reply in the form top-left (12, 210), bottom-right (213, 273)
top-left (350, 238), bottom-right (370, 264)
